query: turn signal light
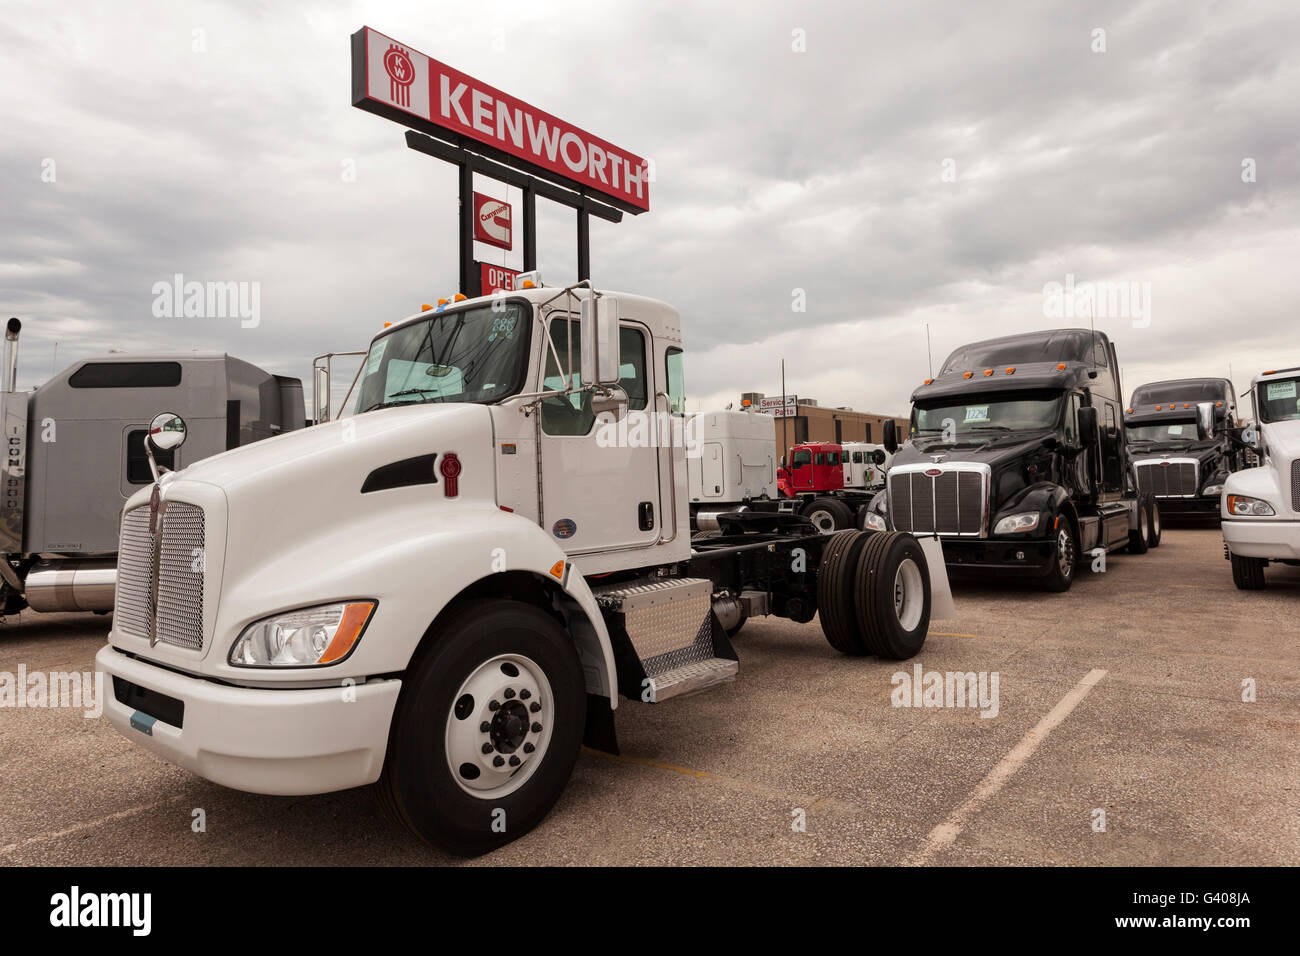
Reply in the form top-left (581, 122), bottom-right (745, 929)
top-left (318, 602), bottom-right (378, 665)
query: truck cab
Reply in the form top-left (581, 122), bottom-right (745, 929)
top-left (842, 441), bottom-right (890, 491)
top-left (1221, 366), bottom-right (1300, 589)
top-left (779, 442), bottom-right (844, 496)
top-left (1125, 378), bottom-right (1242, 518)
top-left (96, 282), bottom-right (951, 855)
top-left (866, 328), bottom-right (1159, 591)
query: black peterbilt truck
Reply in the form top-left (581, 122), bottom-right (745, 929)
top-left (864, 328), bottom-right (1160, 591)
top-left (1124, 378), bottom-right (1246, 518)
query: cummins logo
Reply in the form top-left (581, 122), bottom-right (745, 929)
top-left (473, 193), bottom-right (512, 249)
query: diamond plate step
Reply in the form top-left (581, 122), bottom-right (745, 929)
top-left (647, 657), bottom-right (738, 702)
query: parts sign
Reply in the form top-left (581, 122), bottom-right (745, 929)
top-left (353, 26), bottom-right (650, 213)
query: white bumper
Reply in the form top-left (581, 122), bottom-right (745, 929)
top-left (97, 644), bottom-right (401, 795)
top-left (1221, 519), bottom-right (1300, 560)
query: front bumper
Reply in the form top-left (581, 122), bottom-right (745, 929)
top-left (1152, 496), bottom-right (1220, 516)
top-left (933, 536), bottom-right (1056, 578)
top-left (97, 644), bottom-right (401, 795)
top-left (1221, 519), bottom-right (1300, 561)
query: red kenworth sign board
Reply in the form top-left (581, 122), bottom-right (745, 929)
top-left (473, 193), bottom-right (512, 249)
top-left (352, 27), bottom-right (650, 213)
top-left (480, 262), bottom-right (523, 294)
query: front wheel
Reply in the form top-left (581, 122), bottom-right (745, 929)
top-left (1230, 552), bottom-right (1266, 590)
top-left (1041, 516), bottom-right (1078, 592)
top-left (376, 600), bottom-right (586, 855)
top-left (1127, 497), bottom-right (1150, 554)
top-left (803, 496), bottom-right (853, 533)
top-left (1146, 496), bottom-right (1162, 548)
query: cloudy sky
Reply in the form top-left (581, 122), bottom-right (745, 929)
top-left (3, 0), bottom-right (1298, 418)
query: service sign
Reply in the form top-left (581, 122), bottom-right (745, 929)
top-left (480, 262), bottom-right (523, 294)
top-left (473, 193), bottom-right (512, 249)
top-left (759, 395), bottom-right (798, 418)
top-left (353, 27), bottom-right (650, 213)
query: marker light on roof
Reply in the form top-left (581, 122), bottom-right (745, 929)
top-left (521, 280), bottom-right (535, 289)
top-left (421, 304), bottom-right (433, 312)
top-left (983, 369), bottom-right (993, 377)
top-left (454, 293), bottom-right (467, 302)
top-left (437, 298), bottom-right (449, 306)
top-left (1184, 403), bottom-right (1190, 408)
top-left (1056, 363), bottom-right (1066, 371)
top-left (963, 372), bottom-right (973, 379)
top-left (1127, 408), bottom-right (1134, 413)
top-left (923, 378), bottom-right (933, 385)
top-left (1005, 367), bottom-right (1015, 374)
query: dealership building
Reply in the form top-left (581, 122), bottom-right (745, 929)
top-left (739, 393), bottom-right (909, 450)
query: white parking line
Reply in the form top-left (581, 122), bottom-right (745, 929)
top-left (910, 668), bottom-right (1108, 865)
top-left (0, 796), bottom-right (187, 857)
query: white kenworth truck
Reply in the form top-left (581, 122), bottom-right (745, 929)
top-left (97, 282), bottom-right (951, 855)
top-left (1221, 366), bottom-right (1300, 589)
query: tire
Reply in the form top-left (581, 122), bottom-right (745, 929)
top-left (1230, 552), bottom-right (1266, 590)
top-left (1146, 497), bottom-right (1162, 548)
top-left (855, 531), bottom-right (931, 660)
top-left (816, 530), bottom-right (871, 655)
top-left (376, 599), bottom-right (586, 855)
top-left (1127, 498), bottom-right (1150, 554)
top-left (725, 615), bottom-right (747, 639)
top-left (803, 496), bottom-right (853, 533)
top-left (1041, 515), bottom-right (1078, 592)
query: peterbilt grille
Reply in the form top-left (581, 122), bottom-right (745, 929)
top-left (889, 469), bottom-right (985, 535)
top-left (1135, 461), bottom-right (1197, 497)
top-left (1291, 460), bottom-right (1300, 512)
top-left (115, 502), bottom-right (206, 650)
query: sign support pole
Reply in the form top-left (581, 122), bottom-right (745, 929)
top-left (576, 209), bottom-right (590, 281)
top-left (458, 162), bottom-right (481, 298)
top-left (523, 187), bottom-right (537, 272)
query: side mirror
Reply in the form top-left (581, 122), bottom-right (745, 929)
top-left (871, 448), bottom-right (887, 466)
top-left (591, 384), bottom-right (629, 421)
top-left (1195, 401), bottom-right (1215, 441)
top-left (1077, 405), bottom-right (1099, 449)
top-left (580, 295), bottom-right (620, 386)
top-left (883, 420), bottom-right (899, 454)
top-left (148, 412), bottom-right (187, 452)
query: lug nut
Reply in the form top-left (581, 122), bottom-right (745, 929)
top-left (480, 721), bottom-right (491, 733)
top-left (503, 688), bottom-right (516, 699)
top-left (488, 700), bottom-right (500, 711)
top-left (523, 743), bottom-right (535, 754)
top-left (519, 689), bottom-right (531, 700)
top-left (529, 702), bottom-right (541, 713)
top-left (531, 722), bottom-right (542, 733)
top-left (508, 755), bottom-right (521, 767)
top-left (493, 756), bottom-right (505, 767)
top-left (481, 743), bottom-right (493, 754)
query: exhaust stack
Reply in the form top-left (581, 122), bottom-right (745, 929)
top-left (3, 318), bottom-right (20, 393)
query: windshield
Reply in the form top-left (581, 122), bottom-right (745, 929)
top-left (912, 390), bottom-right (1063, 441)
top-left (350, 303), bottom-right (530, 415)
top-left (1257, 376), bottom-right (1300, 424)
top-left (1127, 421), bottom-right (1204, 445)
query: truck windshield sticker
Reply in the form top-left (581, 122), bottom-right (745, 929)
top-left (488, 313), bottom-right (518, 342)
top-left (964, 406), bottom-right (990, 423)
top-left (1167, 424), bottom-right (1184, 436)
top-left (1267, 380), bottom-right (1297, 401)
top-left (365, 339), bottom-right (388, 375)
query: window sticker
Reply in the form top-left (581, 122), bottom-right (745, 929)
top-left (1168, 424), bottom-right (1184, 436)
top-left (1266, 380), bottom-right (1297, 401)
top-left (365, 339), bottom-right (388, 376)
top-left (964, 405), bottom-right (990, 423)
top-left (488, 313), bottom-right (518, 342)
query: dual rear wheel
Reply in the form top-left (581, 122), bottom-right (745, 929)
top-left (816, 530), bottom-right (931, 659)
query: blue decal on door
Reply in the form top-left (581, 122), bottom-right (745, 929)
top-left (552, 518), bottom-right (577, 539)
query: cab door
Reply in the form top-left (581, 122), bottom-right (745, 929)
top-left (536, 313), bottom-right (661, 553)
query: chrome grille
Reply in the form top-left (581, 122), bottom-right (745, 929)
top-left (114, 501), bottom-right (205, 649)
top-left (115, 508), bottom-right (154, 638)
top-left (1291, 460), bottom-right (1300, 512)
top-left (888, 466), bottom-right (987, 536)
top-left (1135, 460), bottom-right (1197, 497)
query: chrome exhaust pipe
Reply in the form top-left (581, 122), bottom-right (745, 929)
top-left (4, 318), bottom-right (21, 393)
top-left (695, 506), bottom-right (747, 533)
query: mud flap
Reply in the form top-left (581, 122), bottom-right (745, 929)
top-left (918, 535), bottom-right (956, 621)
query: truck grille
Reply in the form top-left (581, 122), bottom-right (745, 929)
top-left (1134, 460), bottom-right (1198, 497)
top-left (1292, 460), bottom-right (1300, 512)
top-left (114, 502), bottom-right (206, 650)
top-left (889, 465), bottom-right (987, 536)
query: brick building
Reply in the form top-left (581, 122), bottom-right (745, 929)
top-left (740, 393), bottom-right (909, 457)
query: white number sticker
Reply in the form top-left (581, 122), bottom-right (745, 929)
top-left (964, 406), bottom-right (989, 423)
top-left (1266, 380), bottom-right (1297, 400)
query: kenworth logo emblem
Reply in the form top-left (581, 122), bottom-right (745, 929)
top-left (383, 43), bottom-right (415, 106)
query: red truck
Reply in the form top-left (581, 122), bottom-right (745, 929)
top-left (777, 442), bottom-right (871, 532)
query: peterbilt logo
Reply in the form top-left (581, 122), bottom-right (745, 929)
top-left (924, 468), bottom-right (943, 477)
top-left (383, 44), bottom-right (415, 107)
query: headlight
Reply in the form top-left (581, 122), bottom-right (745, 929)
top-left (994, 512), bottom-right (1040, 535)
top-left (863, 512), bottom-right (887, 531)
top-left (1202, 484), bottom-right (1224, 496)
top-left (230, 601), bottom-right (376, 667)
top-left (1226, 495), bottom-right (1275, 517)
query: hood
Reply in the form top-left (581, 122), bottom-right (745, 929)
top-left (1260, 418), bottom-right (1300, 463)
top-left (892, 430), bottom-right (1057, 471)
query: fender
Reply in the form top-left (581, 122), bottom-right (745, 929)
top-left (198, 501), bottom-right (618, 702)
top-left (992, 482), bottom-right (1072, 536)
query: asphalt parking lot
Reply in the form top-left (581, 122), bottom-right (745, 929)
top-left (1, 525), bottom-right (1296, 866)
